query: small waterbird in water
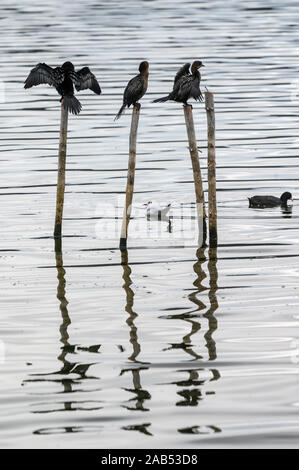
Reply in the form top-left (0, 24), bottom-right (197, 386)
top-left (24, 61), bottom-right (101, 115)
top-left (153, 60), bottom-right (204, 105)
top-left (248, 191), bottom-right (293, 208)
top-left (114, 61), bottom-right (149, 120)
top-left (144, 201), bottom-right (171, 220)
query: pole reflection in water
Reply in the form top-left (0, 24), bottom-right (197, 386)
top-left (204, 247), bottom-right (219, 362)
top-left (120, 250), bottom-right (152, 435)
top-left (55, 238), bottom-right (71, 375)
top-left (55, 238), bottom-right (97, 381)
top-left (182, 247), bottom-right (208, 360)
top-left (174, 247), bottom-right (221, 434)
top-left (184, 247), bottom-right (219, 362)
top-left (165, 246), bottom-right (221, 433)
top-left (120, 250), bottom-right (141, 363)
top-left (163, 248), bottom-right (208, 360)
top-left (25, 239), bottom-right (101, 435)
top-left (54, 239), bottom-right (102, 413)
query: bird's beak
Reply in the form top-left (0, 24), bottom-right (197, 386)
top-left (201, 64), bottom-right (205, 67)
top-left (143, 203), bottom-right (148, 206)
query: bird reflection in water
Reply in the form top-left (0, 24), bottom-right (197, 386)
top-left (120, 250), bottom-right (152, 432)
top-left (178, 424), bottom-right (221, 435)
top-left (281, 204), bottom-right (293, 218)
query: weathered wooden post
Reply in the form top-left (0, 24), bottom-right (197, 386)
top-left (205, 91), bottom-right (217, 247)
top-left (120, 104), bottom-right (140, 250)
top-left (54, 101), bottom-right (68, 238)
top-left (183, 104), bottom-right (207, 246)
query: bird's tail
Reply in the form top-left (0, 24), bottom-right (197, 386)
top-left (114, 104), bottom-right (126, 121)
top-left (62, 95), bottom-right (82, 115)
top-left (152, 95), bottom-right (170, 103)
top-left (162, 204), bottom-right (171, 215)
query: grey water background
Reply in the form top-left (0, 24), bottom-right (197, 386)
top-left (1, 0), bottom-right (299, 448)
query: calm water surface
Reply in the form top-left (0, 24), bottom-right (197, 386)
top-left (1, 0), bottom-right (299, 448)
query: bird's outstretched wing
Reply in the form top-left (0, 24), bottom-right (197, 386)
top-left (175, 75), bottom-right (192, 100)
top-left (191, 77), bottom-right (204, 102)
top-left (24, 63), bottom-right (63, 89)
top-left (174, 63), bottom-right (191, 84)
top-left (72, 67), bottom-right (102, 94)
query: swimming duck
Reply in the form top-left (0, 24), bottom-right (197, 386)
top-left (248, 192), bottom-right (293, 208)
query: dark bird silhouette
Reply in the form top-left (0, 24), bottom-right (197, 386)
top-left (115, 61), bottom-right (149, 120)
top-left (153, 60), bottom-right (204, 105)
top-left (24, 61), bottom-right (101, 115)
top-left (248, 191), bottom-right (293, 208)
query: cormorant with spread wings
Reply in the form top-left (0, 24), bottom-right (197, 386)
top-left (24, 61), bottom-right (101, 115)
top-left (173, 62), bottom-right (191, 85)
top-left (153, 61), bottom-right (204, 106)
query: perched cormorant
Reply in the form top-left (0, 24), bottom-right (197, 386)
top-left (153, 60), bottom-right (204, 105)
top-left (24, 61), bottom-right (101, 115)
top-left (248, 192), bottom-right (293, 208)
top-left (115, 61), bottom-right (149, 120)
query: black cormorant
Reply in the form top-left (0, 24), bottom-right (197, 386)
top-left (24, 61), bottom-right (101, 115)
top-left (153, 60), bottom-right (204, 105)
top-left (115, 61), bottom-right (149, 120)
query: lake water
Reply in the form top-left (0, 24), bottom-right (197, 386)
top-left (1, 0), bottom-right (299, 449)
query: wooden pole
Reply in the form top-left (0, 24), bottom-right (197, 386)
top-left (183, 104), bottom-right (207, 246)
top-left (205, 92), bottom-right (217, 247)
top-left (54, 100), bottom-right (68, 238)
top-left (120, 104), bottom-right (140, 250)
